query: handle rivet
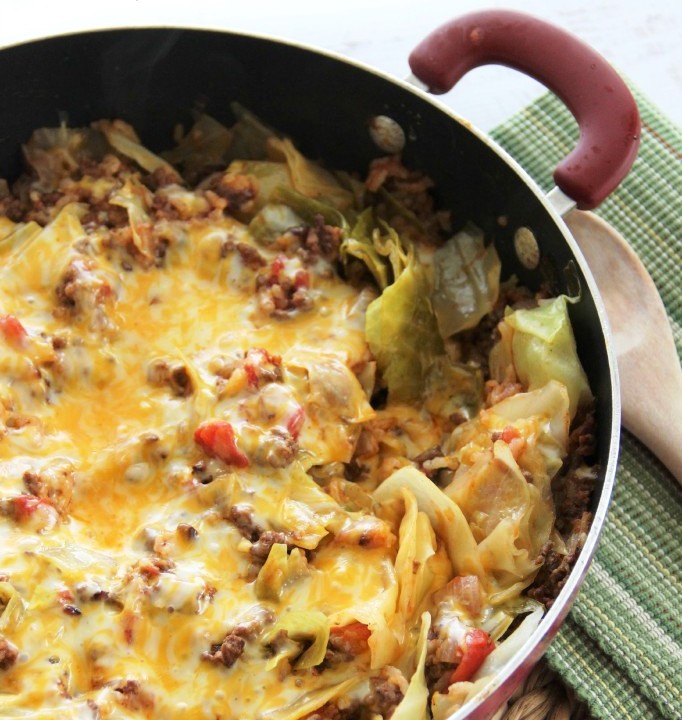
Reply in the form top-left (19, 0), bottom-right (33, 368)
top-left (368, 116), bottom-right (406, 154)
top-left (514, 227), bottom-right (540, 269)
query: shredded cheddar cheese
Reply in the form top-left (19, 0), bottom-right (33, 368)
top-left (0, 113), bottom-right (596, 720)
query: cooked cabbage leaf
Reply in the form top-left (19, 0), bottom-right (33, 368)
top-left (273, 461), bottom-right (348, 548)
top-left (259, 677), bottom-right (361, 720)
top-left (341, 208), bottom-right (391, 289)
top-left (223, 160), bottom-right (292, 216)
top-left (34, 543), bottom-right (116, 576)
top-left (341, 208), bottom-right (411, 291)
top-left (263, 610), bottom-right (330, 670)
top-left (390, 611), bottom-right (431, 720)
top-left (228, 101), bottom-right (278, 161)
top-left (429, 608), bottom-right (543, 719)
top-left (374, 466), bottom-right (482, 578)
top-left (161, 113), bottom-right (233, 177)
top-left (365, 254), bottom-right (444, 403)
top-left (248, 203), bottom-right (305, 245)
top-left (490, 295), bottom-right (592, 419)
top-left (268, 136), bottom-right (354, 213)
top-left (0, 221), bottom-right (41, 258)
top-left (394, 489), bottom-right (452, 629)
top-left (283, 351), bottom-right (374, 465)
top-left (491, 380), bottom-right (571, 478)
top-left (255, 543), bottom-right (308, 601)
top-left (327, 557), bottom-right (400, 669)
top-left (22, 125), bottom-right (108, 190)
top-left (0, 582), bottom-right (24, 632)
top-left (440, 382), bottom-right (570, 595)
top-left (431, 223), bottom-right (501, 339)
top-left (0, 203), bottom-right (88, 294)
top-left (109, 177), bottom-right (155, 259)
top-left (472, 606), bottom-right (543, 681)
top-left (271, 185), bottom-right (348, 228)
top-left (445, 441), bottom-right (553, 590)
top-left (377, 186), bottom-right (429, 238)
top-left (93, 119), bottom-right (180, 181)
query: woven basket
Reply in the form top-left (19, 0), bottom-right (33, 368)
top-left (494, 660), bottom-right (590, 720)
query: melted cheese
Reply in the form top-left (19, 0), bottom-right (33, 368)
top-left (0, 131), bottom-right (571, 720)
top-left (0, 192), bottom-right (392, 719)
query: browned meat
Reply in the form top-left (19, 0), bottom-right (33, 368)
top-left (112, 679), bottom-right (155, 711)
top-left (528, 510), bottom-right (593, 608)
top-left (256, 259), bottom-right (314, 317)
top-left (0, 636), bottom-right (18, 670)
top-left (304, 701), bottom-right (361, 720)
top-left (146, 358), bottom-right (194, 397)
top-left (191, 459), bottom-right (214, 485)
top-left (242, 348), bottom-right (283, 387)
top-left (79, 201), bottom-right (130, 231)
top-left (305, 669), bottom-right (405, 719)
top-left (53, 258), bottom-right (116, 331)
top-left (74, 581), bottom-right (122, 608)
top-left (278, 215), bottom-right (344, 264)
top-left (365, 670), bottom-right (406, 718)
top-left (236, 242), bottom-right (266, 270)
top-left (147, 165), bottom-right (181, 191)
top-left (214, 634), bottom-right (245, 668)
top-left (202, 608), bottom-right (275, 668)
top-left (253, 428), bottom-right (298, 468)
top-left (528, 404), bottom-right (598, 607)
top-left (204, 172), bottom-right (257, 215)
top-left (176, 523), bottom-right (198, 541)
top-left (22, 463), bottom-right (74, 519)
top-left (133, 556), bottom-right (176, 583)
top-left (226, 504), bottom-right (262, 542)
top-left (249, 530), bottom-right (290, 561)
top-left (365, 155), bottom-right (451, 245)
top-left (484, 377), bottom-right (524, 407)
top-left (554, 463), bottom-right (599, 537)
top-left (567, 403), bottom-right (597, 460)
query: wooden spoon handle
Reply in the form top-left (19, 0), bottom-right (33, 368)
top-left (620, 350), bottom-right (682, 484)
top-left (566, 210), bottom-right (682, 485)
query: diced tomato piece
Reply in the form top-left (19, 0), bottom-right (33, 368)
top-left (449, 629), bottom-right (495, 684)
top-left (500, 425), bottom-right (521, 444)
top-left (243, 348), bottom-right (282, 388)
top-left (12, 495), bottom-right (50, 520)
top-left (194, 420), bottom-right (249, 468)
top-left (330, 622), bottom-right (371, 655)
top-left (286, 406), bottom-right (305, 440)
top-left (294, 270), bottom-right (310, 289)
top-left (57, 588), bottom-right (75, 603)
top-left (269, 255), bottom-right (286, 283)
top-left (0, 315), bottom-right (27, 347)
top-left (243, 363), bottom-right (260, 387)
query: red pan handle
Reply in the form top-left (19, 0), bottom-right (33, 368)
top-left (408, 10), bottom-right (640, 210)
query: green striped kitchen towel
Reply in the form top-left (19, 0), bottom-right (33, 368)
top-left (491, 89), bottom-right (681, 720)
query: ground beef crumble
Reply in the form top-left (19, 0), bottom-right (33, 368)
top-left (528, 404), bottom-right (599, 607)
top-left (0, 636), bottom-right (18, 671)
top-left (112, 679), bottom-right (155, 712)
top-left (276, 215), bottom-right (344, 264)
top-left (203, 171), bottom-right (258, 216)
top-left (202, 608), bottom-right (275, 668)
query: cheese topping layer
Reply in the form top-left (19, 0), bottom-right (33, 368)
top-left (0, 115), bottom-right (591, 720)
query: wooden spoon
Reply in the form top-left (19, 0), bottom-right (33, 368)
top-left (565, 209), bottom-right (682, 484)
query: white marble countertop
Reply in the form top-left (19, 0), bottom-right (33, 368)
top-left (1, 0), bottom-right (680, 134)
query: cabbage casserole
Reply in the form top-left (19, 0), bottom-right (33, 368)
top-left (0, 107), bottom-right (598, 719)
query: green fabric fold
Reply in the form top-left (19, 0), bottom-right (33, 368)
top-left (490, 86), bottom-right (682, 720)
